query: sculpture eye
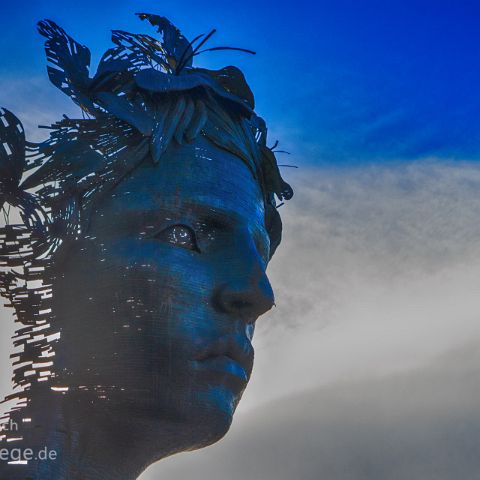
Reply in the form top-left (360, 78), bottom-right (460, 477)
top-left (154, 224), bottom-right (200, 252)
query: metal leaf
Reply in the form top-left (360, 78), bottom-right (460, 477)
top-left (37, 20), bottom-right (94, 113)
top-left (184, 99), bottom-right (207, 143)
top-left (174, 97), bottom-right (195, 144)
top-left (94, 92), bottom-right (154, 136)
top-left (90, 47), bottom-right (134, 93)
top-left (0, 109), bottom-right (26, 208)
top-left (95, 48), bottom-right (131, 77)
top-left (150, 97), bottom-right (186, 163)
top-left (194, 66), bottom-right (255, 110)
top-left (136, 13), bottom-right (193, 68)
top-left (111, 30), bottom-right (170, 72)
top-left (21, 142), bottom-right (106, 190)
top-left (202, 105), bottom-right (257, 176)
top-left (134, 68), bottom-right (253, 114)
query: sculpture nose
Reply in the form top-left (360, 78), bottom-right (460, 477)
top-left (212, 266), bottom-right (275, 321)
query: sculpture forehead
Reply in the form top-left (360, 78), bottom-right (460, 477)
top-left (99, 135), bottom-right (265, 222)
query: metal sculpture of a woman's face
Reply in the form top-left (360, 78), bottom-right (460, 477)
top-left (0, 13), bottom-right (293, 479)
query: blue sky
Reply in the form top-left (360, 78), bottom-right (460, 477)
top-left (0, 0), bottom-right (479, 164)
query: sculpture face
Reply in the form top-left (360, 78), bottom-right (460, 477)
top-left (51, 134), bottom-right (274, 445)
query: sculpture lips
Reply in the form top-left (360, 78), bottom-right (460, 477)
top-left (199, 355), bottom-right (249, 382)
top-left (195, 335), bottom-right (254, 382)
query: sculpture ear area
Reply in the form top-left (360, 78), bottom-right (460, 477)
top-left (265, 203), bottom-right (282, 260)
top-left (260, 145), bottom-right (293, 203)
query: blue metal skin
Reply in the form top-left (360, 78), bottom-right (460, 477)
top-left (0, 13), bottom-right (292, 480)
top-left (54, 134), bottom-right (272, 476)
top-left (3, 135), bottom-right (273, 480)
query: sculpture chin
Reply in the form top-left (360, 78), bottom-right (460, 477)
top-left (96, 373), bottom-right (246, 454)
top-left (179, 383), bottom-right (244, 448)
top-left (184, 412), bottom-right (234, 452)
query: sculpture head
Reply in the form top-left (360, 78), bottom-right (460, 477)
top-left (0, 13), bottom-right (292, 469)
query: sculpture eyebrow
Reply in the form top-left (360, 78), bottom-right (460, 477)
top-left (182, 200), bottom-right (269, 255)
top-left (181, 199), bottom-right (259, 231)
top-left (193, 206), bottom-right (238, 232)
